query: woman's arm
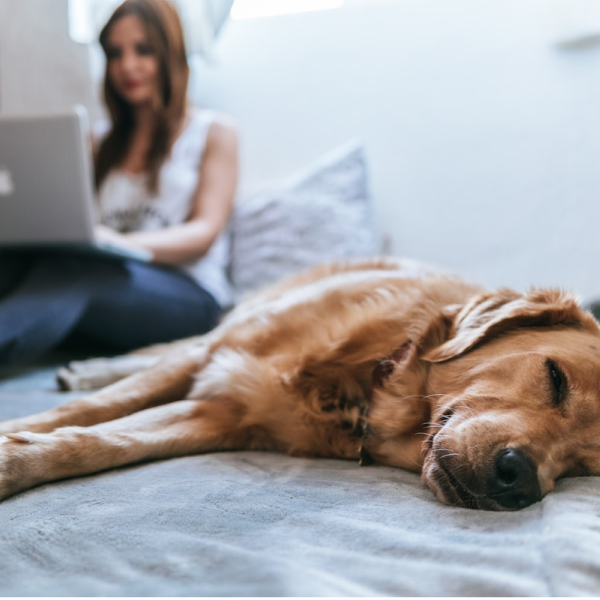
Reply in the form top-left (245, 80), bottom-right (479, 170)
top-left (100, 118), bottom-right (238, 266)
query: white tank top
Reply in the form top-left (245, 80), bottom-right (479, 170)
top-left (96, 108), bottom-right (233, 308)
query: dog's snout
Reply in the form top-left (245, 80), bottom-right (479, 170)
top-left (488, 448), bottom-right (542, 510)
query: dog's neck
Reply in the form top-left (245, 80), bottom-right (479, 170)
top-left (360, 348), bottom-right (433, 472)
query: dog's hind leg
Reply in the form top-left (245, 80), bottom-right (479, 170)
top-left (0, 343), bottom-right (210, 436)
top-left (56, 354), bottom-right (161, 391)
top-left (55, 336), bottom-right (204, 392)
top-left (0, 396), bottom-right (245, 501)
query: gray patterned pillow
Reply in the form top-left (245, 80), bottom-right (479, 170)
top-left (228, 141), bottom-right (376, 300)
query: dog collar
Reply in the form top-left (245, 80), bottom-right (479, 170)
top-left (357, 408), bottom-right (373, 466)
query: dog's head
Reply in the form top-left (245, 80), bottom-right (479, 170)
top-left (416, 288), bottom-right (600, 510)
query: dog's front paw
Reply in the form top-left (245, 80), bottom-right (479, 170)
top-left (0, 435), bottom-right (29, 500)
top-left (0, 432), bottom-right (49, 500)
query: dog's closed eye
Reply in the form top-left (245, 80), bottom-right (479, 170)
top-left (440, 408), bottom-right (454, 425)
top-left (546, 359), bottom-right (568, 409)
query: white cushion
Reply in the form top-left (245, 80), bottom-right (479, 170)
top-left (229, 140), bottom-right (377, 300)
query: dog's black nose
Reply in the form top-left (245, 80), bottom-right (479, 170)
top-left (487, 448), bottom-right (542, 510)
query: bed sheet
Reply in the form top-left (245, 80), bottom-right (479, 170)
top-left (1, 366), bottom-right (600, 596)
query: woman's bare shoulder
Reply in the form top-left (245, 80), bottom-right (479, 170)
top-left (205, 113), bottom-right (238, 152)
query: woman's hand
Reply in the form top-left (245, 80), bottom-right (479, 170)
top-left (95, 224), bottom-right (153, 258)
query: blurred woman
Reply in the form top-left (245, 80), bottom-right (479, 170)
top-left (0, 0), bottom-right (237, 366)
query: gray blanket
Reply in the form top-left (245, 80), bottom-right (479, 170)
top-left (1, 365), bottom-right (600, 596)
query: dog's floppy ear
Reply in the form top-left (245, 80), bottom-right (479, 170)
top-left (423, 288), bottom-right (599, 363)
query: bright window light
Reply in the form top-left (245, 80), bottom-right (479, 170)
top-left (231, 0), bottom-right (343, 20)
top-left (69, 0), bottom-right (95, 43)
top-left (68, 0), bottom-right (120, 44)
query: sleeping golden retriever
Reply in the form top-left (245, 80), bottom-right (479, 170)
top-left (1, 257), bottom-right (599, 511)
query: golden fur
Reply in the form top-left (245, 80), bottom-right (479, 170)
top-left (1, 257), bottom-right (600, 511)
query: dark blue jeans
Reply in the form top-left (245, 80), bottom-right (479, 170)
top-left (0, 251), bottom-right (222, 366)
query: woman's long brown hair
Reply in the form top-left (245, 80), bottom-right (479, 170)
top-left (95, 0), bottom-right (189, 194)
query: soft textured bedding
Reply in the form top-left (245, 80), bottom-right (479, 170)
top-left (1, 364), bottom-right (600, 596)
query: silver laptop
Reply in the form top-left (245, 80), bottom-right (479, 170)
top-left (0, 106), bottom-right (151, 262)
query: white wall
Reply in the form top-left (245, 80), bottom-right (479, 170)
top-left (190, 0), bottom-right (600, 299)
top-left (0, 0), bottom-right (94, 113)
top-left (0, 0), bottom-right (94, 115)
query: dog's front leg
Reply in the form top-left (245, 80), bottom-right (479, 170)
top-left (0, 397), bottom-right (243, 501)
top-left (0, 344), bottom-right (209, 436)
